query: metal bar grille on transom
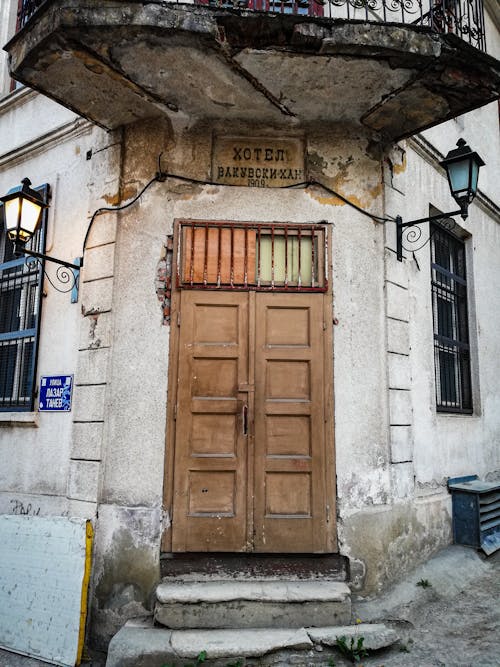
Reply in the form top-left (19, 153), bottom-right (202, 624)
top-left (177, 221), bottom-right (328, 292)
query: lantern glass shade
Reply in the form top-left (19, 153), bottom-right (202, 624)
top-left (1, 178), bottom-right (46, 244)
top-left (448, 158), bottom-right (473, 196)
top-left (440, 139), bottom-right (484, 218)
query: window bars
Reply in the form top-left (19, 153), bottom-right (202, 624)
top-left (177, 221), bottom-right (328, 292)
top-left (0, 185), bottom-right (47, 411)
top-left (431, 223), bottom-right (472, 413)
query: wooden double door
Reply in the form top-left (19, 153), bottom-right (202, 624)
top-left (171, 289), bottom-right (335, 553)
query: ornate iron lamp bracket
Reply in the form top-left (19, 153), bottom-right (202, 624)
top-left (396, 210), bottom-right (462, 262)
top-left (14, 242), bottom-right (82, 302)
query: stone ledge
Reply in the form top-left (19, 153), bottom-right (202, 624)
top-left (156, 580), bottom-right (351, 604)
top-left (0, 412), bottom-right (38, 427)
top-left (318, 24), bottom-right (441, 58)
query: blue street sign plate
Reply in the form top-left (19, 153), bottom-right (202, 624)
top-left (39, 375), bottom-right (73, 412)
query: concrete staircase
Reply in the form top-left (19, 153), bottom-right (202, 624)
top-left (105, 567), bottom-right (398, 665)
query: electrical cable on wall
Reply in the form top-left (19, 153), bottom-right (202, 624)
top-left (82, 153), bottom-right (395, 257)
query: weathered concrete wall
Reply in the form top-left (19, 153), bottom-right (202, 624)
top-left (86, 116), bottom-right (390, 643)
top-left (484, 3), bottom-right (500, 61)
top-left (336, 102), bottom-right (500, 594)
top-left (0, 0), bottom-right (17, 98)
top-left (2, 102), bottom-right (497, 637)
top-left (0, 0), bottom-right (498, 647)
top-left (91, 107), bottom-right (500, 623)
top-left (84, 121), bottom-right (387, 636)
top-left (0, 89), bottom-right (103, 516)
top-left (0, 82), bottom-right (127, 645)
top-left (406, 139), bottom-right (500, 485)
top-left (422, 102), bottom-right (500, 204)
top-left (340, 498), bottom-right (451, 593)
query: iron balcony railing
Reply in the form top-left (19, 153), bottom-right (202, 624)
top-left (16, 0), bottom-right (44, 30)
top-left (17, 0), bottom-right (486, 50)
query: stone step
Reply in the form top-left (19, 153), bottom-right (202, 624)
top-left (106, 618), bottom-right (399, 667)
top-left (154, 580), bottom-right (351, 629)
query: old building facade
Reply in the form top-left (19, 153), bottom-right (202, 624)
top-left (1, 0), bottom-right (499, 652)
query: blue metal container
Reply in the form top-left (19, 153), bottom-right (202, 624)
top-left (447, 475), bottom-right (500, 555)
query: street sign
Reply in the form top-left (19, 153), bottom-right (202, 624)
top-left (39, 375), bottom-right (73, 412)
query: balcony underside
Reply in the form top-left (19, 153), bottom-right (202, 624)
top-left (5, 1), bottom-right (500, 141)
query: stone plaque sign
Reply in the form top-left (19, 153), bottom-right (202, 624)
top-left (212, 136), bottom-right (305, 188)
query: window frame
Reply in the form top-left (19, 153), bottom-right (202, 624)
top-left (430, 221), bottom-right (473, 415)
top-left (0, 183), bottom-right (49, 412)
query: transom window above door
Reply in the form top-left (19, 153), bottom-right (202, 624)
top-left (177, 221), bottom-right (328, 292)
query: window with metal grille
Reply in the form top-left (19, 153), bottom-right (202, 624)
top-left (0, 184), bottom-right (47, 411)
top-left (431, 223), bottom-right (472, 414)
top-left (177, 221), bottom-right (327, 292)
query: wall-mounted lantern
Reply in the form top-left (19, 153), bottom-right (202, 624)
top-left (440, 138), bottom-right (485, 219)
top-left (396, 139), bottom-right (484, 261)
top-left (2, 177), bottom-right (47, 243)
top-left (0, 178), bottom-right (82, 300)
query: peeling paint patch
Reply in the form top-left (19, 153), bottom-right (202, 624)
top-left (307, 151), bottom-right (328, 175)
top-left (392, 152), bottom-right (407, 175)
top-left (87, 314), bottom-right (102, 349)
top-left (348, 558), bottom-right (366, 591)
top-left (339, 499), bottom-right (451, 595)
top-left (306, 189), bottom-right (375, 211)
top-left (384, 143), bottom-right (407, 193)
top-left (369, 183), bottom-right (383, 199)
top-left (103, 185), bottom-right (137, 206)
top-left (156, 236), bottom-right (173, 325)
top-left (339, 470), bottom-right (389, 509)
top-left (92, 531), bottom-right (158, 648)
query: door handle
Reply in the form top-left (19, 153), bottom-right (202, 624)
top-left (242, 404), bottom-right (248, 436)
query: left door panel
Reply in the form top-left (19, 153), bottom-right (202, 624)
top-left (172, 290), bottom-right (250, 551)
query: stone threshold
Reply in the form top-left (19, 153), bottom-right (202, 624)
top-left (160, 553), bottom-right (348, 581)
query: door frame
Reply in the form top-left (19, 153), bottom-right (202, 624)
top-left (161, 219), bottom-right (337, 553)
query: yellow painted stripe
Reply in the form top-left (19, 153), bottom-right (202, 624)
top-left (77, 520), bottom-right (94, 666)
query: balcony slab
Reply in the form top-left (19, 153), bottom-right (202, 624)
top-left (5, 1), bottom-right (500, 140)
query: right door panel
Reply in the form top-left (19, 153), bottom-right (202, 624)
top-left (253, 293), bottom-right (329, 552)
